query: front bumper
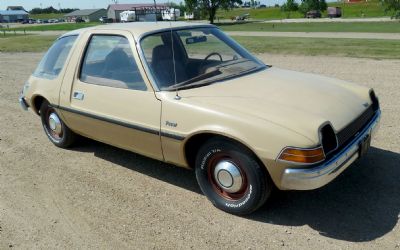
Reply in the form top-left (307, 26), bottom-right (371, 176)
top-left (19, 95), bottom-right (29, 111)
top-left (280, 110), bottom-right (381, 190)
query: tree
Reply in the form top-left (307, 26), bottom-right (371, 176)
top-left (281, 0), bottom-right (299, 18)
top-left (381, 0), bottom-right (400, 18)
top-left (29, 6), bottom-right (78, 14)
top-left (185, 0), bottom-right (242, 24)
top-left (298, 0), bottom-right (327, 15)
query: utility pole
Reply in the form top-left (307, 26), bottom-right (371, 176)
top-left (154, 0), bottom-right (158, 21)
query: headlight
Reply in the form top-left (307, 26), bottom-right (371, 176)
top-left (278, 146), bottom-right (325, 164)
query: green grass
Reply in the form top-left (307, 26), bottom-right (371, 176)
top-left (10, 22), bottom-right (100, 31)
top-left (333, 1), bottom-right (387, 18)
top-left (5, 21), bottom-right (399, 33)
top-left (233, 36), bottom-right (400, 59)
top-left (0, 33), bottom-right (26, 38)
top-left (217, 7), bottom-right (302, 20)
top-left (0, 35), bottom-right (57, 52)
top-left (1, 33), bottom-right (399, 60)
top-left (217, 0), bottom-right (392, 20)
top-left (218, 21), bottom-right (400, 33)
top-left (30, 13), bottom-right (65, 20)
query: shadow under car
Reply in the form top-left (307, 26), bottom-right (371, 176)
top-left (71, 140), bottom-right (399, 242)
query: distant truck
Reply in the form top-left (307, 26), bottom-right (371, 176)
top-left (234, 13), bottom-right (250, 21)
top-left (99, 16), bottom-right (113, 23)
top-left (328, 7), bottom-right (342, 18)
top-left (120, 11), bottom-right (136, 22)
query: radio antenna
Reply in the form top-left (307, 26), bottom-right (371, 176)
top-left (153, 0), bottom-right (158, 23)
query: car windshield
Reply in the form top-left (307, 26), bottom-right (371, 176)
top-left (140, 27), bottom-right (266, 90)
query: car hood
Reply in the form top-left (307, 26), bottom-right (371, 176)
top-left (178, 67), bottom-right (371, 143)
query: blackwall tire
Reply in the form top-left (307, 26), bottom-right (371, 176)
top-left (40, 100), bottom-right (76, 148)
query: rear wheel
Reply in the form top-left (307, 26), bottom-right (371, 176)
top-left (40, 101), bottom-right (76, 148)
top-left (195, 138), bottom-right (272, 215)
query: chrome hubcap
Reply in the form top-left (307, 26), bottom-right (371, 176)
top-left (48, 113), bottom-right (62, 135)
top-left (213, 160), bottom-right (243, 193)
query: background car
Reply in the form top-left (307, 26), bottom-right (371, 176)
top-left (75, 17), bottom-right (85, 23)
top-left (306, 10), bottom-right (322, 18)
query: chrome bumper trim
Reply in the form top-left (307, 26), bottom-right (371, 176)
top-left (19, 95), bottom-right (29, 111)
top-left (281, 110), bottom-right (381, 190)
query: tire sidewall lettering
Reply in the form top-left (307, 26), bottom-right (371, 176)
top-left (200, 148), bottom-right (221, 170)
top-left (225, 184), bottom-right (252, 208)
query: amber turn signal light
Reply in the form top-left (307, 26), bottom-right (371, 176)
top-left (278, 146), bottom-right (325, 164)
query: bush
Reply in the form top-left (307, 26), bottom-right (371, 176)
top-left (299, 0), bottom-right (327, 14)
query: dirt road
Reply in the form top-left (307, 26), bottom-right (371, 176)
top-left (261, 17), bottom-right (395, 23)
top-left (225, 31), bottom-right (400, 40)
top-left (1, 53), bottom-right (399, 249)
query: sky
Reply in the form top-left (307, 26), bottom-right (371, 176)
top-left (0, 0), bottom-right (279, 11)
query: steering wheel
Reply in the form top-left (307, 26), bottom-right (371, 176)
top-left (199, 52), bottom-right (223, 74)
top-left (204, 52), bottom-right (223, 62)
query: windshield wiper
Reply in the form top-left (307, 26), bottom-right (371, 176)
top-left (163, 59), bottom-right (262, 91)
top-left (184, 65), bottom-right (259, 89)
top-left (164, 68), bottom-right (222, 91)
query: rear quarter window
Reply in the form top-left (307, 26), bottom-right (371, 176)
top-left (33, 35), bottom-right (77, 79)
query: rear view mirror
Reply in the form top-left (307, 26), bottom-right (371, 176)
top-left (179, 31), bottom-right (192, 37)
top-left (186, 36), bottom-right (207, 44)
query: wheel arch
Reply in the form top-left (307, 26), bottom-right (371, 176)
top-left (183, 131), bottom-right (268, 175)
top-left (31, 95), bottom-right (47, 115)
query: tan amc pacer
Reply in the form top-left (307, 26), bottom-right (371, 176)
top-left (20, 22), bottom-right (381, 215)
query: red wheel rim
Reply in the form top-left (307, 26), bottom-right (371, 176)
top-left (206, 152), bottom-right (248, 201)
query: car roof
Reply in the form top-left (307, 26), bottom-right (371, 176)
top-left (61, 22), bottom-right (214, 40)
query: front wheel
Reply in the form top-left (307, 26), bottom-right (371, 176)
top-left (195, 138), bottom-right (272, 215)
top-left (40, 101), bottom-right (76, 148)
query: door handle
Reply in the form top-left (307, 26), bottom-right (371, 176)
top-left (73, 91), bottom-right (84, 100)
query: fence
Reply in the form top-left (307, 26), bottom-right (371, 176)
top-left (0, 29), bottom-right (28, 36)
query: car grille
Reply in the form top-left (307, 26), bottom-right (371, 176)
top-left (336, 105), bottom-right (375, 147)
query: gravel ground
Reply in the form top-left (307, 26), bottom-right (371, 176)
top-left (0, 53), bottom-right (399, 249)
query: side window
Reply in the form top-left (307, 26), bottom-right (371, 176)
top-left (80, 35), bottom-right (146, 91)
top-left (140, 34), bottom-right (164, 63)
top-left (33, 35), bottom-right (77, 79)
